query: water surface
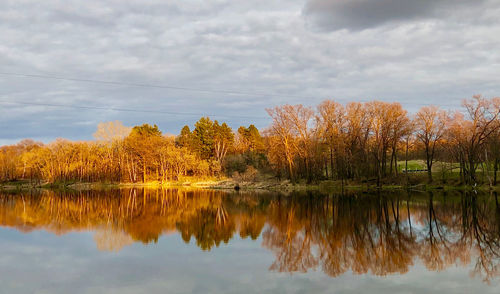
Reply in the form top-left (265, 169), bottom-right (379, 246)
top-left (1, 189), bottom-right (499, 293)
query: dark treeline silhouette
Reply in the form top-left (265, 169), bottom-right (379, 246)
top-left (1, 95), bottom-right (499, 185)
top-left (1, 189), bottom-right (500, 281)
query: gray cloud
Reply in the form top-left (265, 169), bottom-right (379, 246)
top-left (303, 0), bottom-right (488, 31)
top-left (0, 0), bottom-right (499, 144)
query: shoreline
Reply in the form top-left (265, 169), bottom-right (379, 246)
top-left (1, 179), bottom-right (499, 193)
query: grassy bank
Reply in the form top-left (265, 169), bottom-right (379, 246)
top-left (0, 177), bottom-right (226, 191)
top-left (209, 175), bottom-right (500, 193)
top-left (1, 176), bottom-right (499, 193)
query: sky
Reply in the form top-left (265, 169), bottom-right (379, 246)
top-left (1, 0), bottom-right (499, 144)
top-left (2, 228), bottom-right (499, 294)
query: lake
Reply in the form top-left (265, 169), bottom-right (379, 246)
top-left (0, 188), bottom-right (499, 293)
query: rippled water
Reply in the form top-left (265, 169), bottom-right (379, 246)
top-left (1, 188), bottom-right (499, 293)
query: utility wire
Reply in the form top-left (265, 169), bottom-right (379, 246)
top-left (0, 72), bottom-right (308, 100)
top-left (0, 71), bottom-right (463, 108)
top-left (0, 99), bottom-right (270, 120)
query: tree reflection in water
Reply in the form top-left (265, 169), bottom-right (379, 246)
top-left (0, 189), bottom-right (499, 282)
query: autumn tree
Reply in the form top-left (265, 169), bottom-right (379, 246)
top-left (282, 104), bottom-right (316, 182)
top-left (124, 124), bottom-right (163, 182)
top-left (237, 125), bottom-right (265, 153)
top-left (488, 128), bottom-right (500, 185)
top-left (366, 102), bottom-right (409, 185)
top-left (176, 117), bottom-right (235, 175)
top-left (388, 103), bottom-right (411, 177)
top-left (344, 102), bottom-right (372, 180)
top-left (93, 121), bottom-right (131, 142)
top-left (415, 106), bottom-right (448, 182)
top-left (317, 100), bottom-right (346, 180)
top-left (448, 96), bottom-right (500, 184)
top-left (213, 121), bottom-right (234, 166)
top-left (266, 105), bottom-right (299, 182)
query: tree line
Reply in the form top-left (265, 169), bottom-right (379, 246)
top-left (0, 95), bottom-right (499, 186)
top-left (266, 95), bottom-right (499, 186)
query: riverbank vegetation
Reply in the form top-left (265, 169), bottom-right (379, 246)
top-left (1, 95), bottom-right (499, 189)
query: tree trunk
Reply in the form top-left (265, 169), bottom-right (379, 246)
top-left (287, 158), bottom-right (294, 183)
top-left (425, 145), bottom-right (433, 183)
top-left (459, 154), bottom-right (465, 184)
top-left (330, 146), bottom-right (334, 180)
top-left (389, 150), bottom-right (394, 176)
top-left (394, 150), bottom-right (398, 176)
top-left (494, 158), bottom-right (498, 186)
top-left (469, 157), bottom-right (476, 185)
top-left (405, 137), bottom-right (409, 186)
top-left (325, 158), bottom-right (329, 179)
top-left (377, 160), bottom-right (381, 188)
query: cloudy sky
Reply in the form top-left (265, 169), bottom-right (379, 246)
top-left (1, 0), bottom-right (499, 144)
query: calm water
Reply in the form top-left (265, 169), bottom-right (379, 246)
top-left (1, 189), bottom-right (500, 294)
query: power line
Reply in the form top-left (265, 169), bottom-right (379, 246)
top-left (0, 71), bottom-right (463, 108)
top-left (0, 71), bottom-right (309, 100)
top-left (0, 99), bottom-right (270, 120)
top-left (0, 98), bottom-right (465, 122)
